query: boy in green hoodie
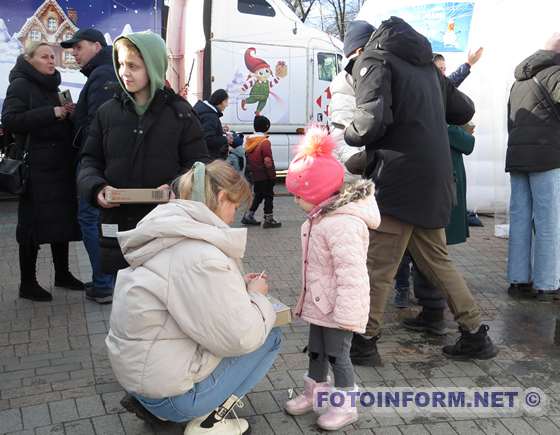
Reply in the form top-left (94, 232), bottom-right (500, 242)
top-left (78, 31), bottom-right (209, 303)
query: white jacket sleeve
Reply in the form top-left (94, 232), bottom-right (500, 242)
top-left (329, 71), bottom-right (364, 180)
top-left (167, 257), bottom-right (277, 358)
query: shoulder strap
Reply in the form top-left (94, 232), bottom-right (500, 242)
top-left (532, 76), bottom-right (560, 123)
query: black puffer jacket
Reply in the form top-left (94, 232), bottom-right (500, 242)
top-left (72, 46), bottom-right (117, 150)
top-left (193, 100), bottom-right (228, 159)
top-left (78, 88), bottom-right (209, 273)
top-left (344, 16), bottom-right (474, 229)
top-left (506, 50), bottom-right (560, 173)
top-left (2, 55), bottom-right (81, 245)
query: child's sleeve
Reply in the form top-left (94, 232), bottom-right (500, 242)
top-left (325, 217), bottom-right (370, 331)
top-left (262, 140), bottom-right (276, 180)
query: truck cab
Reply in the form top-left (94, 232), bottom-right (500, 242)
top-left (165, 0), bottom-right (343, 169)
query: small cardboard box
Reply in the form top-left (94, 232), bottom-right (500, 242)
top-left (267, 295), bottom-right (292, 327)
top-left (106, 188), bottom-right (170, 204)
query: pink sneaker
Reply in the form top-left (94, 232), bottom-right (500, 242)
top-left (285, 376), bottom-right (330, 416)
top-left (316, 388), bottom-right (359, 431)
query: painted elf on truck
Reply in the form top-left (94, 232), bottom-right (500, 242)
top-left (241, 47), bottom-right (288, 116)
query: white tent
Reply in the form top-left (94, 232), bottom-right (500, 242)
top-left (358, 0), bottom-right (560, 223)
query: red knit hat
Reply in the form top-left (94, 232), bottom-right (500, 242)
top-left (286, 127), bottom-right (344, 206)
top-left (244, 47), bottom-right (270, 73)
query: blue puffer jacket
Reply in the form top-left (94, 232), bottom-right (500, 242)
top-left (448, 63), bottom-right (471, 88)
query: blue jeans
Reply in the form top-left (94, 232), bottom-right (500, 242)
top-left (134, 327), bottom-right (282, 422)
top-left (78, 198), bottom-right (115, 290)
top-left (508, 170), bottom-right (560, 291)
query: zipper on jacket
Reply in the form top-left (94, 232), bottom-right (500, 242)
top-left (298, 220), bottom-right (313, 316)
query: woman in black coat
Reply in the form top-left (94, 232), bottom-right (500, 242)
top-left (2, 42), bottom-right (83, 302)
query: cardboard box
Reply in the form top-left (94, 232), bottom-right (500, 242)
top-left (267, 295), bottom-right (292, 327)
top-left (106, 188), bottom-right (170, 204)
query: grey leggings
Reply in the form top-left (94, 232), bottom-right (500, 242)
top-left (307, 324), bottom-right (355, 388)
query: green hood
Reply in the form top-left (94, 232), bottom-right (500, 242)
top-left (113, 31), bottom-right (168, 115)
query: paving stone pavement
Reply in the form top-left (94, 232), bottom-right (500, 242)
top-left (1, 193), bottom-right (560, 435)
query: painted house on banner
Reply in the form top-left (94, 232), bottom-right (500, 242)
top-left (15, 0), bottom-right (79, 68)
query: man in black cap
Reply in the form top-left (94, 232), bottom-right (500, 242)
top-left (61, 29), bottom-right (117, 303)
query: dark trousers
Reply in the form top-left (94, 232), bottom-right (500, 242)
top-left (250, 180), bottom-right (274, 215)
top-left (19, 242), bottom-right (70, 284)
top-left (395, 251), bottom-right (412, 289)
top-left (395, 251), bottom-right (446, 310)
top-left (307, 325), bottom-right (355, 388)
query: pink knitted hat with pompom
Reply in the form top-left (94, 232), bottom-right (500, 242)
top-left (286, 127), bottom-right (345, 205)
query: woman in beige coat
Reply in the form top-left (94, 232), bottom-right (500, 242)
top-left (106, 160), bottom-right (281, 435)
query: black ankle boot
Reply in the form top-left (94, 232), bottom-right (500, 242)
top-left (51, 243), bottom-right (84, 290)
top-left (262, 213), bottom-right (281, 229)
top-left (402, 309), bottom-right (447, 335)
top-left (241, 210), bottom-right (261, 226)
top-left (442, 324), bottom-right (499, 360)
top-left (350, 333), bottom-right (383, 366)
top-left (120, 394), bottom-right (168, 425)
top-left (19, 280), bottom-right (52, 302)
top-left (18, 243), bottom-right (51, 302)
top-left (54, 272), bottom-right (84, 291)
top-left (507, 283), bottom-right (534, 299)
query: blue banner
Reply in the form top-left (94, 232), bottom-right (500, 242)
top-left (386, 2), bottom-right (474, 52)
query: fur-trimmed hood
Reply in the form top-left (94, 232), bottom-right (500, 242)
top-left (308, 179), bottom-right (380, 229)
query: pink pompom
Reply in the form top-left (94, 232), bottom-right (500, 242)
top-left (298, 126), bottom-right (336, 157)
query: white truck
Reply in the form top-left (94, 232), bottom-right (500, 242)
top-left (165, 0), bottom-right (343, 169)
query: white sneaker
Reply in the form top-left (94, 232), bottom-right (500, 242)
top-left (184, 412), bottom-right (249, 434)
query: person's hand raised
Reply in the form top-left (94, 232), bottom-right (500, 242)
top-left (467, 47), bottom-right (484, 66)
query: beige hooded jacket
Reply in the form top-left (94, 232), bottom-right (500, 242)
top-left (105, 200), bottom-right (276, 399)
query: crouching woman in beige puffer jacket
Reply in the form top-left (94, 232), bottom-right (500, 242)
top-left (106, 160), bottom-right (281, 435)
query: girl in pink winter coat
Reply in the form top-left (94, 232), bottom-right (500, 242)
top-left (284, 127), bottom-right (380, 431)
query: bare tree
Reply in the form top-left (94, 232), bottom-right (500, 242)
top-left (285, 0), bottom-right (318, 22)
top-left (315, 0), bottom-right (363, 40)
top-left (325, 0), bottom-right (347, 39)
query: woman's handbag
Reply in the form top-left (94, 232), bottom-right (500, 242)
top-left (0, 130), bottom-right (29, 195)
top-left (0, 94), bottom-right (34, 195)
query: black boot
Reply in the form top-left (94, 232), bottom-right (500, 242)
top-left (442, 324), bottom-right (498, 360)
top-left (19, 243), bottom-right (52, 302)
top-left (262, 213), bottom-right (281, 229)
top-left (507, 283), bottom-right (534, 299)
top-left (350, 333), bottom-right (382, 366)
top-left (120, 394), bottom-right (168, 425)
top-left (402, 308), bottom-right (447, 335)
top-left (241, 210), bottom-right (261, 226)
top-left (52, 243), bottom-right (84, 291)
